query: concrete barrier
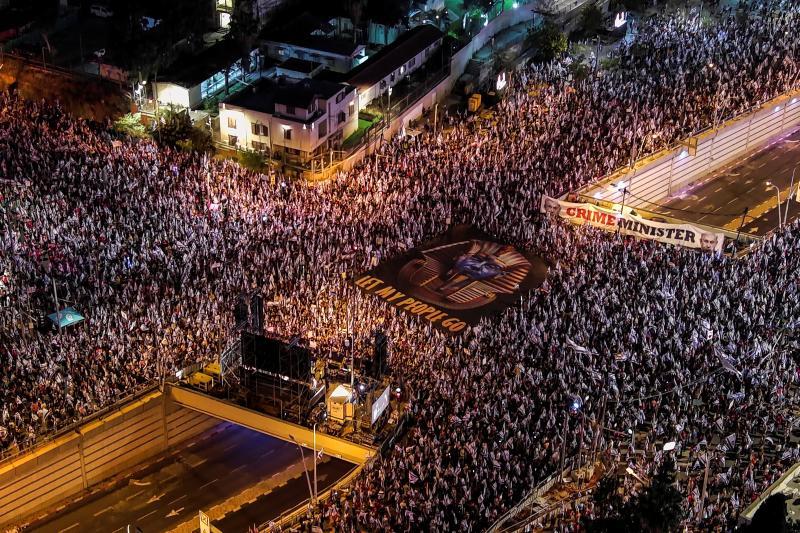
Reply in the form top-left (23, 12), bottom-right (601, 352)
top-left (578, 89), bottom-right (800, 208)
top-left (0, 389), bottom-right (221, 528)
top-left (167, 385), bottom-right (374, 465)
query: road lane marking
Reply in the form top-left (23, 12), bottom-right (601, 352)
top-left (168, 494), bottom-right (187, 506)
top-left (93, 506), bottom-right (113, 517)
top-left (231, 464), bottom-right (247, 473)
top-left (199, 478), bottom-right (218, 490)
top-left (260, 450), bottom-right (275, 458)
top-left (59, 523), bottom-right (80, 532)
top-left (222, 443), bottom-right (238, 452)
top-left (147, 492), bottom-right (165, 504)
top-left (125, 489), bottom-right (145, 501)
top-left (188, 458), bottom-right (208, 468)
top-left (138, 510), bottom-right (157, 521)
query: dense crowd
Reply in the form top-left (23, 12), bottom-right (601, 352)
top-left (2, 0), bottom-right (800, 530)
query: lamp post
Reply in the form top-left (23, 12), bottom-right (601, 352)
top-left (784, 165), bottom-right (798, 225)
top-left (288, 435), bottom-right (315, 507)
top-left (313, 421), bottom-right (319, 505)
top-left (766, 181), bottom-right (783, 228)
top-left (387, 87), bottom-right (393, 128)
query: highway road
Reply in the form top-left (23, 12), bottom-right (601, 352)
top-left (651, 128), bottom-right (800, 236)
top-left (25, 424), bottom-right (352, 533)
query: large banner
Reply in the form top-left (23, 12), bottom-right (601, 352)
top-left (540, 196), bottom-right (724, 253)
top-left (355, 225), bottom-right (548, 334)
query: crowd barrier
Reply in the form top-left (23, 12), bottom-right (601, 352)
top-left (577, 89), bottom-right (800, 209)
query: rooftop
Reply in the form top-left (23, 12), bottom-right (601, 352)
top-left (277, 58), bottom-right (322, 75)
top-left (346, 25), bottom-right (443, 89)
top-left (224, 78), bottom-right (354, 121)
top-left (264, 35), bottom-right (364, 58)
top-left (160, 40), bottom-right (257, 88)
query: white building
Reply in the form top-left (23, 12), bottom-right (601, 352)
top-left (346, 24), bottom-right (443, 110)
top-left (262, 36), bottom-right (367, 74)
top-left (219, 77), bottom-right (358, 164)
top-left (154, 40), bottom-right (262, 110)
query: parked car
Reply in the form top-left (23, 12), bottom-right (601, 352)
top-left (90, 4), bottom-right (113, 18)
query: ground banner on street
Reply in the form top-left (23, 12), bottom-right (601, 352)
top-left (354, 225), bottom-right (548, 334)
top-left (540, 196), bottom-right (724, 253)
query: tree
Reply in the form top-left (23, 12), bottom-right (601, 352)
top-left (237, 149), bottom-right (267, 172)
top-left (578, 1), bottom-right (604, 38)
top-left (528, 21), bottom-right (567, 63)
top-left (113, 113), bottom-right (148, 139)
top-left (738, 494), bottom-right (789, 533)
top-left (632, 459), bottom-right (685, 532)
top-left (228, 0), bottom-right (259, 85)
top-left (345, 0), bottom-right (367, 43)
top-left (584, 460), bottom-right (686, 533)
top-left (153, 105), bottom-right (193, 147)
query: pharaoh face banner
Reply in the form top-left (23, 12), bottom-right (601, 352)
top-left (355, 226), bottom-right (548, 334)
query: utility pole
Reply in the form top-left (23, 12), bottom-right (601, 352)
top-left (558, 410), bottom-right (569, 483)
top-left (289, 435), bottom-right (315, 507)
top-left (313, 423), bottom-right (318, 505)
top-left (698, 450), bottom-right (711, 520)
top-left (735, 206), bottom-right (749, 246)
top-left (52, 277), bottom-right (61, 332)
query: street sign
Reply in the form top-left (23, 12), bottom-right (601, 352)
top-left (199, 511), bottom-right (211, 533)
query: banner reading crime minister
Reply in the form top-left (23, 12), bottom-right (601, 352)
top-left (540, 196), bottom-right (725, 253)
top-left (354, 225), bottom-right (548, 334)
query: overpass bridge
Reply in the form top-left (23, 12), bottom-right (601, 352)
top-left (166, 384), bottom-right (376, 465)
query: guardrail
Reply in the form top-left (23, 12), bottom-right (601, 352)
top-left (259, 410), bottom-right (411, 532)
top-left (0, 382), bottom-right (160, 464)
top-left (575, 88), bottom-right (800, 209)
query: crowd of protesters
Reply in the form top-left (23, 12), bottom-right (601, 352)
top-left (2, 0), bottom-right (800, 530)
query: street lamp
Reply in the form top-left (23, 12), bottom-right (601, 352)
top-left (784, 165), bottom-right (799, 225)
top-left (766, 181), bottom-right (783, 228)
top-left (288, 435), bottom-right (315, 507)
top-left (387, 86), bottom-right (393, 127)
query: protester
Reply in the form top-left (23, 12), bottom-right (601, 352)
top-left (1, 1), bottom-right (800, 530)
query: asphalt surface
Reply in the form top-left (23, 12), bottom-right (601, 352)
top-left (651, 128), bottom-right (800, 236)
top-left (26, 424), bottom-right (351, 533)
top-left (210, 459), bottom-right (355, 533)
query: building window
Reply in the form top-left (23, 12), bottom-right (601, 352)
top-left (338, 111), bottom-right (345, 124)
top-left (252, 140), bottom-right (267, 151)
top-left (283, 128), bottom-right (292, 140)
top-left (228, 134), bottom-right (238, 146)
top-left (409, 57), bottom-right (416, 68)
top-left (348, 102), bottom-right (355, 117)
top-left (251, 123), bottom-right (268, 136)
top-left (390, 73), bottom-right (395, 83)
top-left (380, 80), bottom-right (387, 90)
top-left (336, 92), bottom-right (345, 103)
top-left (318, 121), bottom-right (327, 138)
top-left (227, 117), bottom-right (237, 129)
top-left (286, 105), bottom-right (295, 115)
